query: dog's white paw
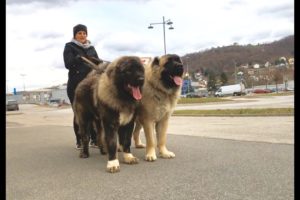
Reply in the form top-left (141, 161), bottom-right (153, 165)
top-left (123, 153), bottom-right (139, 164)
top-left (145, 149), bottom-right (157, 161)
top-left (106, 159), bottom-right (120, 173)
top-left (159, 150), bottom-right (175, 159)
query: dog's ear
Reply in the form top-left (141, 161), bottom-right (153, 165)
top-left (173, 54), bottom-right (183, 64)
top-left (170, 54), bottom-right (183, 65)
top-left (151, 57), bottom-right (159, 68)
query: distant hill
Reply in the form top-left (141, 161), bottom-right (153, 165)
top-left (181, 35), bottom-right (294, 76)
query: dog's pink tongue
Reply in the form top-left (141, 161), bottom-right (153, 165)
top-left (173, 76), bottom-right (183, 86)
top-left (132, 87), bottom-right (142, 100)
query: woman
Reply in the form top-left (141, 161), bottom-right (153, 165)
top-left (63, 24), bottom-right (101, 149)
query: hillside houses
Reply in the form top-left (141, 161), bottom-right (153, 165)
top-left (236, 56), bottom-right (294, 87)
top-left (184, 55), bottom-right (294, 91)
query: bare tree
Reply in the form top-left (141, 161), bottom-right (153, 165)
top-left (220, 72), bottom-right (228, 86)
top-left (272, 69), bottom-right (282, 93)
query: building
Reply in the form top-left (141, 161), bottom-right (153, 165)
top-left (253, 64), bottom-right (260, 69)
top-left (6, 84), bottom-right (70, 105)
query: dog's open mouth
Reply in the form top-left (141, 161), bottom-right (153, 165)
top-left (128, 84), bottom-right (142, 100)
top-left (172, 76), bottom-right (183, 86)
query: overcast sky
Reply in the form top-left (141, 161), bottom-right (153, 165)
top-left (6, 0), bottom-right (294, 92)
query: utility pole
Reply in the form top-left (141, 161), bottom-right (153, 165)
top-left (233, 60), bottom-right (237, 84)
top-left (162, 16), bottom-right (166, 55)
top-left (20, 74), bottom-right (26, 91)
top-left (187, 62), bottom-right (189, 93)
top-left (148, 16), bottom-right (174, 55)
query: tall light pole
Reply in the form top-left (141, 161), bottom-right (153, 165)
top-left (185, 57), bottom-right (190, 93)
top-left (148, 16), bottom-right (174, 55)
top-left (233, 60), bottom-right (237, 84)
top-left (20, 73), bottom-right (26, 92)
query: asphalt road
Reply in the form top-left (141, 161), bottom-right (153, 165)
top-left (6, 95), bottom-right (294, 200)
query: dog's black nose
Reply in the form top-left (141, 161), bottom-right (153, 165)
top-left (131, 76), bottom-right (145, 87)
top-left (138, 77), bottom-right (144, 82)
top-left (137, 77), bottom-right (145, 85)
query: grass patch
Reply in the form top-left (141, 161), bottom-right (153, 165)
top-left (173, 108), bottom-right (294, 116)
top-left (178, 97), bottom-right (232, 104)
top-left (255, 91), bottom-right (294, 97)
top-left (242, 91), bottom-right (294, 98)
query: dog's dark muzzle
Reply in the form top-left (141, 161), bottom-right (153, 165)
top-left (174, 65), bottom-right (184, 77)
top-left (131, 76), bottom-right (145, 87)
top-left (128, 76), bottom-right (145, 87)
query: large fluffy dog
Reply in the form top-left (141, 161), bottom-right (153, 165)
top-left (73, 56), bottom-right (145, 173)
top-left (133, 54), bottom-right (184, 161)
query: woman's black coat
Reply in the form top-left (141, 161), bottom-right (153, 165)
top-left (63, 42), bottom-right (99, 104)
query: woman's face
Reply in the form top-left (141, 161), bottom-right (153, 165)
top-left (75, 31), bottom-right (87, 44)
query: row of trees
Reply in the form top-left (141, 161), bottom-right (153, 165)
top-left (206, 71), bottom-right (228, 92)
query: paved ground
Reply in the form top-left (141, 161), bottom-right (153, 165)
top-left (6, 126), bottom-right (294, 200)
top-left (6, 95), bottom-right (294, 200)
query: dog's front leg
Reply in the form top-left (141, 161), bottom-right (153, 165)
top-left (94, 120), bottom-right (107, 155)
top-left (156, 115), bottom-right (175, 159)
top-left (141, 119), bottom-right (157, 161)
top-left (132, 121), bottom-right (146, 148)
top-left (119, 120), bottom-right (139, 164)
top-left (78, 119), bottom-right (91, 158)
top-left (103, 119), bottom-right (120, 173)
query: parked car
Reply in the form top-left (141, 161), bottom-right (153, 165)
top-left (270, 88), bottom-right (280, 93)
top-left (6, 100), bottom-right (19, 111)
top-left (253, 89), bottom-right (272, 94)
top-left (48, 98), bottom-right (63, 107)
top-left (186, 92), bottom-right (201, 98)
top-left (182, 91), bottom-right (208, 98)
top-left (284, 87), bottom-right (294, 91)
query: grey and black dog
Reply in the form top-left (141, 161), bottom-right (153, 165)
top-left (73, 56), bottom-right (145, 173)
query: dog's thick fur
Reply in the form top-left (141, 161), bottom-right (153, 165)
top-left (133, 54), bottom-right (184, 161)
top-left (73, 56), bottom-right (145, 173)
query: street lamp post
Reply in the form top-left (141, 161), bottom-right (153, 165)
top-left (233, 60), bottom-right (237, 84)
top-left (148, 16), bottom-right (174, 55)
top-left (186, 57), bottom-right (190, 93)
top-left (20, 73), bottom-right (26, 92)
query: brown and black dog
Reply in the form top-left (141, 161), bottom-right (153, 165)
top-left (73, 56), bottom-right (145, 173)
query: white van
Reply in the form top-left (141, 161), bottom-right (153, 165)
top-left (215, 83), bottom-right (245, 97)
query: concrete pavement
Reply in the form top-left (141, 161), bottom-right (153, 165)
top-left (6, 124), bottom-right (294, 200)
top-left (6, 95), bottom-right (294, 200)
